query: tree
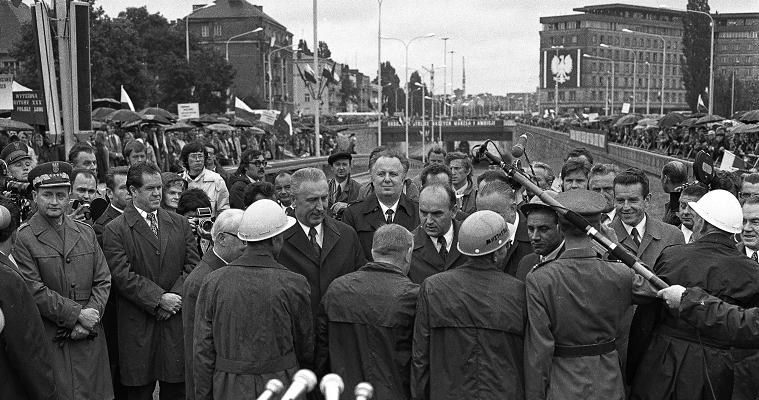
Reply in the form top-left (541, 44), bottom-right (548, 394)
top-left (408, 71), bottom-right (425, 117)
top-left (339, 64), bottom-right (358, 111)
top-left (682, 0), bottom-right (711, 112)
top-left (372, 61), bottom-right (401, 114)
top-left (298, 39), bottom-right (313, 57)
top-left (317, 41), bottom-right (331, 59)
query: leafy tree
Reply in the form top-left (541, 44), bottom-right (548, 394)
top-left (408, 71), bottom-right (425, 117)
top-left (682, 0), bottom-right (711, 112)
top-left (317, 41), bottom-right (331, 59)
top-left (372, 61), bottom-right (401, 114)
top-left (339, 64), bottom-right (358, 110)
top-left (297, 39), bottom-right (313, 57)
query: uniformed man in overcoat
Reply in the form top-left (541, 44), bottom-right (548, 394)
top-left (14, 161), bottom-right (114, 400)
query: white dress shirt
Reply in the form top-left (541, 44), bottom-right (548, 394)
top-left (622, 214), bottom-right (647, 240)
top-left (506, 212), bottom-right (520, 245)
top-left (680, 224), bottom-right (693, 243)
top-left (299, 221), bottom-right (324, 247)
top-left (432, 223), bottom-right (455, 253)
top-left (378, 198), bottom-right (400, 222)
top-left (134, 205), bottom-right (158, 227)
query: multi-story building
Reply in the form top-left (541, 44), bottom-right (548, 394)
top-left (0, 1), bottom-right (31, 73)
top-left (292, 55), bottom-right (342, 116)
top-left (186, 0), bottom-right (293, 112)
top-left (344, 68), bottom-right (379, 113)
top-left (714, 13), bottom-right (759, 83)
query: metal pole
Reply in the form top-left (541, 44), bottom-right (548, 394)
top-left (631, 51), bottom-right (637, 114)
top-left (267, 51), bottom-right (273, 109)
top-left (661, 37), bottom-right (666, 115)
top-left (606, 70), bottom-right (610, 116)
top-left (313, 0), bottom-right (320, 157)
top-left (421, 84), bottom-right (425, 163)
top-left (708, 15), bottom-right (714, 116)
top-left (646, 62), bottom-right (651, 115)
top-left (449, 50), bottom-right (455, 120)
top-left (377, 0), bottom-right (383, 147)
top-left (611, 60), bottom-right (615, 115)
top-left (186, 15), bottom-right (190, 63)
top-left (731, 69), bottom-right (735, 116)
top-left (404, 45), bottom-right (410, 158)
top-left (441, 38), bottom-right (449, 118)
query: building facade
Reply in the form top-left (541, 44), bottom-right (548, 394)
top-left (539, 4), bottom-right (759, 116)
top-left (187, 0), bottom-right (293, 113)
top-left (0, 1), bottom-right (31, 73)
top-left (292, 55), bottom-right (342, 116)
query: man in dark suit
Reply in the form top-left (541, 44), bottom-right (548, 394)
top-left (94, 166), bottom-right (131, 247)
top-left (278, 167), bottom-right (365, 322)
top-left (409, 184), bottom-right (467, 284)
top-left (344, 149), bottom-right (420, 259)
top-left (327, 152), bottom-right (362, 220)
top-left (516, 193), bottom-right (564, 281)
top-left (476, 181), bottom-right (533, 276)
top-left (103, 162), bottom-right (201, 400)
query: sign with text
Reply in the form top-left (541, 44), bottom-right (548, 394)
top-left (0, 75), bottom-right (13, 110)
top-left (542, 48), bottom-right (581, 89)
top-left (12, 91), bottom-right (47, 126)
top-left (621, 103), bottom-right (631, 114)
top-left (177, 103), bottom-right (200, 119)
top-left (259, 110), bottom-right (281, 126)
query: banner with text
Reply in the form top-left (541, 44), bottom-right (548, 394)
top-left (259, 110), bottom-right (281, 126)
top-left (12, 91), bottom-right (47, 126)
top-left (177, 103), bottom-right (200, 120)
top-left (542, 48), bottom-right (581, 89)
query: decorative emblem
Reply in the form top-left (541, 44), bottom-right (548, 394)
top-left (13, 142), bottom-right (20, 150)
top-left (52, 162), bottom-right (60, 173)
top-left (551, 54), bottom-right (573, 84)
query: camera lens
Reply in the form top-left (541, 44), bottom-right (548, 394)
top-left (201, 219), bottom-right (214, 232)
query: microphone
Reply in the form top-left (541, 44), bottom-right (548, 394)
top-left (319, 373), bottom-right (344, 400)
top-left (354, 382), bottom-right (374, 400)
top-left (511, 133), bottom-right (529, 158)
top-left (280, 369), bottom-right (318, 400)
top-left (255, 379), bottom-right (284, 400)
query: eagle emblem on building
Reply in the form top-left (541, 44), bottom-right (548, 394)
top-left (551, 54), bottom-right (573, 84)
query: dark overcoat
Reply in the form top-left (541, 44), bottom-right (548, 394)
top-left (409, 221), bottom-right (467, 284)
top-left (342, 194), bottom-right (420, 260)
top-left (14, 213), bottom-right (113, 400)
top-left (501, 211), bottom-right (534, 276)
top-left (103, 204), bottom-right (200, 386)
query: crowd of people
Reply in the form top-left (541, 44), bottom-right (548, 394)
top-left (2, 130), bottom-right (759, 400)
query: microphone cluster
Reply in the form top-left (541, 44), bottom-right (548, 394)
top-left (257, 370), bottom-right (374, 400)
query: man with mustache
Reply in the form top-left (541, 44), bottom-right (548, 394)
top-left (228, 149), bottom-right (267, 209)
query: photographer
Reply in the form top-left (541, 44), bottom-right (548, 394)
top-left (177, 188), bottom-right (213, 254)
top-left (0, 142), bottom-right (34, 221)
top-left (68, 168), bottom-right (98, 225)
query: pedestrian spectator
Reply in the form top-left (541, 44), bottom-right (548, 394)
top-left (68, 142), bottom-right (98, 178)
top-left (94, 131), bottom-right (110, 182)
top-left (183, 209), bottom-right (245, 400)
top-left (327, 152), bottom-right (361, 220)
top-left (530, 161), bottom-right (555, 192)
top-left (677, 183), bottom-right (708, 243)
top-left (274, 172), bottom-right (295, 216)
top-left (103, 162), bottom-right (201, 400)
top-left (123, 140), bottom-right (147, 166)
top-left (412, 210), bottom-right (525, 399)
top-left (180, 141), bottom-right (230, 216)
top-left (358, 146), bottom-right (420, 203)
top-left (193, 200), bottom-right (313, 398)
top-left (317, 224), bottom-right (418, 399)
top-left (344, 149), bottom-right (420, 260)
top-left (68, 168), bottom-right (98, 225)
top-left (14, 161), bottom-right (113, 400)
top-left (411, 146), bottom-right (448, 190)
top-left (740, 195), bottom-right (759, 261)
top-left (661, 160), bottom-right (688, 226)
top-left (278, 168), bottom-right (365, 324)
top-left (740, 173), bottom-right (759, 202)
top-left (0, 199), bottom-right (57, 400)
top-left (516, 192), bottom-right (564, 281)
top-left (565, 147), bottom-right (594, 167)
top-left (476, 181), bottom-right (533, 276)
top-left (409, 184), bottom-right (466, 284)
top-left (161, 172), bottom-right (186, 213)
top-left (561, 160), bottom-right (590, 191)
top-left (446, 152), bottom-right (477, 217)
top-left (105, 124), bottom-right (123, 166)
top-left (419, 163), bottom-right (453, 187)
top-left (228, 149), bottom-right (266, 209)
top-left (588, 163), bottom-right (620, 225)
top-left (243, 181), bottom-right (276, 207)
top-left (202, 143), bottom-right (229, 184)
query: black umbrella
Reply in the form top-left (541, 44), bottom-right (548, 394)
top-left (0, 119), bottom-right (34, 131)
top-left (92, 98), bottom-right (121, 109)
top-left (92, 107), bottom-right (116, 121)
top-left (694, 114), bottom-right (724, 125)
top-left (106, 109), bottom-right (142, 123)
top-left (658, 112), bottom-right (686, 129)
top-left (140, 107), bottom-right (175, 121)
top-left (739, 110), bottom-right (759, 123)
top-left (614, 114), bottom-right (643, 127)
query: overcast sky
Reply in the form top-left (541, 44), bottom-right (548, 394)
top-left (38, 0), bottom-right (751, 95)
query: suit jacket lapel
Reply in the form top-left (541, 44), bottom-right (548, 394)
top-left (321, 218), bottom-right (340, 260)
top-left (637, 215), bottom-right (660, 257)
top-left (125, 205), bottom-right (160, 249)
top-left (611, 216), bottom-right (637, 253)
top-left (444, 224), bottom-right (463, 269)
top-left (30, 214), bottom-right (63, 256)
top-left (157, 209), bottom-right (172, 262)
top-left (63, 218), bottom-right (82, 258)
top-left (284, 223), bottom-right (318, 263)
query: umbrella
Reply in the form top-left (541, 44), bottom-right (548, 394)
top-left (230, 117), bottom-right (254, 127)
top-left (164, 121), bottom-right (195, 132)
top-left (91, 120), bottom-right (106, 131)
top-left (739, 110), bottom-right (759, 123)
top-left (0, 119), bottom-right (34, 131)
top-left (694, 114), bottom-right (725, 125)
top-left (731, 123), bottom-right (759, 135)
top-left (679, 117), bottom-right (699, 128)
top-left (205, 123), bottom-right (235, 132)
top-left (637, 118), bottom-right (659, 127)
top-left (140, 107), bottom-right (175, 120)
top-left (614, 114), bottom-right (643, 127)
top-left (92, 107), bottom-right (116, 121)
top-left (121, 114), bottom-right (172, 128)
top-left (92, 98), bottom-right (121, 109)
top-left (659, 112), bottom-right (687, 128)
top-left (106, 109), bottom-right (141, 123)
top-left (731, 111), bottom-right (747, 120)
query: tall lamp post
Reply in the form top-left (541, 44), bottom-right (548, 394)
top-left (645, 61), bottom-right (651, 114)
top-left (225, 28), bottom-right (263, 61)
top-left (601, 43), bottom-right (636, 113)
top-left (381, 33), bottom-right (436, 158)
top-left (583, 53), bottom-right (615, 115)
top-left (550, 45), bottom-right (563, 115)
top-left (449, 50), bottom-right (455, 120)
top-left (377, 0), bottom-right (384, 147)
top-left (415, 82), bottom-right (427, 163)
top-left (268, 44), bottom-right (294, 110)
top-left (621, 28), bottom-right (666, 115)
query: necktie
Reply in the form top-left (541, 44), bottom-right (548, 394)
top-left (147, 213), bottom-right (159, 238)
top-left (601, 213), bottom-right (611, 227)
top-left (630, 227), bottom-right (641, 247)
top-left (336, 184), bottom-right (342, 199)
top-left (752, 252), bottom-right (758, 263)
top-left (385, 209), bottom-right (394, 224)
top-left (437, 236), bottom-right (448, 260)
top-left (309, 227), bottom-right (321, 258)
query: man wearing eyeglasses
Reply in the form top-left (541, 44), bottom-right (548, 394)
top-left (229, 149), bottom-right (267, 209)
top-left (180, 141), bottom-right (230, 216)
top-left (740, 173), bottom-right (759, 204)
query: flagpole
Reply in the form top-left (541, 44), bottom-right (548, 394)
top-left (377, 0), bottom-right (383, 148)
top-left (313, 0), bottom-right (320, 157)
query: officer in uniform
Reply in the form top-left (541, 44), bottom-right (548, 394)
top-left (0, 142), bottom-right (34, 220)
top-left (14, 161), bottom-right (113, 400)
top-left (524, 189), bottom-right (657, 400)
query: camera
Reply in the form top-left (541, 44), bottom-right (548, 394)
top-left (70, 199), bottom-right (91, 221)
top-left (188, 207), bottom-right (214, 240)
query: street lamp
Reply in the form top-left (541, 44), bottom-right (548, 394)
top-left (601, 43), bottom-right (637, 114)
top-left (449, 50), bottom-right (455, 119)
top-left (661, 6), bottom-right (714, 116)
top-left (377, 0), bottom-right (384, 147)
top-left (415, 82), bottom-right (427, 162)
top-left (621, 28), bottom-right (666, 115)
top-left (225, 28), bottom-right (263, 61)
top-left (268, 44), bottom-right (295, 110)
top-left (382, 33), bottom-right (436, 158)
top-left (645, 61), bottom-right (651, 114)
top-left (550, 45), bottom-right (563, 115)
top-left (583, 53), bottom-right (615, 115)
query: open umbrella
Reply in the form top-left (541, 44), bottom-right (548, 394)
top-left (694, 114), bottom-right (724, 125)
top-left (92, 98), bottom-right (121, 109)
top-left (678, 117), bottom-right (699, 128)
top-left (0, 119), bottom-right (34, 131)
top-left (205, 123), bottom-right (235, 132)
top-left (121, 114), bottom-right (173, 128)
top-left (106, 109), bottom-right (142, 123)
top-left (230, 117), bottom-right (254, 127)
top-left (739, 110), bottom-right (759, 123)
top-left (140, 107), bottom-right (175, 120)
top-left (92, 107), bottom-right (116, 121)
top-left (731, 123), bottom-right (759, 135)
top-left (614, 114), bottom-right (643, 127)
top-left (658, 112), bottom-right (686, 128)
top-left (164, 121), bottom-right (195, 132)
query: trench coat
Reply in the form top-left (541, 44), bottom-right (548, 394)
top-left (343, 193), bottom-right (420, 260)
top-left (14, 213), bottom-right (113, 400)
top-left (0, 258), bottom-right (57, 400)
top-left (678, 286), bottom-right (759, 347)
top-left (412, 259), bottom-right (525, 400)
top-left (409, 221), bottom-right (467, 284)
top-left (317, 262), bottom-right (420, 400)
top-left (193, 248), bottom-right (314, 400)
top-left (103, 205), bottom-right (200, 386)
top-left (630, 233), bottom-right (759, 400)
top-left (525, 247), bottom-right (656, 400)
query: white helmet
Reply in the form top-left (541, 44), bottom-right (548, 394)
top-left (688, 189), bottom-right (742, 234)
top-left (237, 199), bottom-right (296, 241)
top-left (457, 210), bottom-right (510, 256)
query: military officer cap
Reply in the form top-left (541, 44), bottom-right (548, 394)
top-left (328, 151), bottom-right (352, 165)
top-left (28, 161), bottom-right (73, 189)
top-left (520, 190), bottom-right (559, 216)
top-left (554, 189), bottom-right (607, 222)
top-left (0, 142), bottom-right (31, 165)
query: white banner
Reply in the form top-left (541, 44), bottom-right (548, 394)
top-left (621, 103), bottom-right (631, 114)
top-left (177, 103), bottom-right (200, 119)
top-left (0, 75), bottom-right (13, 110)
top-left (259, 110), bottom-right (280, 126)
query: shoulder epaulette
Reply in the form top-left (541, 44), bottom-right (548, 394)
top-left (18, 222), bottom-right (30, 231)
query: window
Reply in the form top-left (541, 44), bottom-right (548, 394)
top-left (569, 91), bottom-right (576, 101)
top-left (213, 24), bottom-right (222, 36)
top-left (571, 35), bottom-right (577, 44)
top-left (201, 25), bottom-right (210, 37)
top-left (305, 93), bottom-right (310, 102)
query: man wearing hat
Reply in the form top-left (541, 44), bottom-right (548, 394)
top-left (631, 189), bottom-right (759, 400)
top-left (412, 210), bottom-right (525, 399)
top-left (524, 189), bottom-right (657, 400)
top-left (193, 199), bottom-right (313, 399)
top-left (515, 191), bottom-right (564, 281)
top-left (327, 151), bottom-right (361, 220)
top-left (0, 141), bottom-right (34, 220)
top-left (13, 161), bottom-right (114, 400)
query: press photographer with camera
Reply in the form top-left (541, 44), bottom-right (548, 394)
top-left (176, 188), bottom-right (214, 254)
top-left (68, 168), bottom-right (98, 225)
top-left (0, 142), bottom-right (34, 221)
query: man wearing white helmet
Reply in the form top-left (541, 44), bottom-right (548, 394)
top-left (411, 210), bottom-right (525, 399)
top-left (193, 199), bottom-right (313, 399)
top-left (631, 189), bottom-right (759, 400)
